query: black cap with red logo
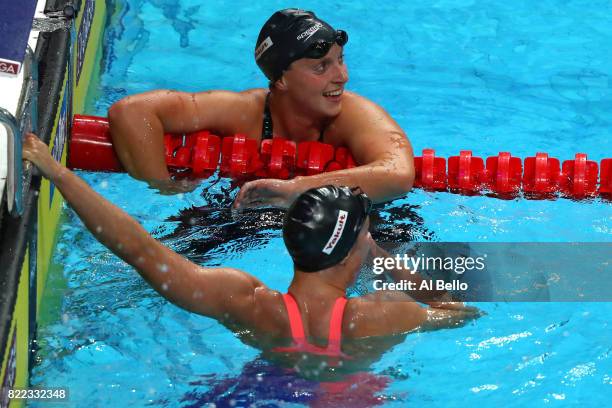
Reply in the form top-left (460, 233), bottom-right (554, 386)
top-left (283, 185), bottom-right (371, 272)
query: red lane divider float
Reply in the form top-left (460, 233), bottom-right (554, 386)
top-left (601, 159), bottom-right (612, 195)
top-left (70, 115), bottom-right (124, 172)
top-left (484, 152), bottom-right (523, 195)
top-left (448, 150), bottom-right (484, 193)
top-left (69, 115), bottom-right (356, 181)
top-left (523, 153), bottom-right (560, 195)
top-left (414, 149), bottom-right (446, 190)
top-left (414, 149), bottom-right (609, 199)
top-left (69, 115), bottom-right (611, 200)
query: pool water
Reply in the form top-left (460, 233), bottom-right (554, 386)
top-left (30, 0), bottom-right (611, 406)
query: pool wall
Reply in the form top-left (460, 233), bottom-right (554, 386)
top-left (0, 0), bottom-right (106, 405)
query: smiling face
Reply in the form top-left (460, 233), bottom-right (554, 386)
top-left (277, 44), bottom-right (349, 118)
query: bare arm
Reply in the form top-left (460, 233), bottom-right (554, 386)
top-left (233, 92), bottom-right (415, 209)
top-left (421, 306), bottom-right (485, 330)
top-left (108, 89), bottom-right (259, 181)
top-left (347, 291), bottom-right (484, 338)
top-left (294, 92), bottom-right (415, 202)
top-left (23, 133), bottom-right (266, 324)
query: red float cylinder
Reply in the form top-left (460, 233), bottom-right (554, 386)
top-left (484, 152), bottom-right (522, 194)
top-left (600, 159), bottom-right (612, 196)
top-left (191, 131), bottom-right (221, 177)
top-left (220, 135), bottom-right (261, 179)
top-left (296, 141), bottom-right (335, 176)
top-left (448, 150), bottom-right (484, 192)
top-left (260, 138), bottom-right (297, 179)
top-left (414, 149), bottom-right (447, 190)
top-left (523, 153), bottom-right (560, 195)
top-left (69, 115), bottom-right (123, 172)
top-left (560, 153), bottom-right (598, 198)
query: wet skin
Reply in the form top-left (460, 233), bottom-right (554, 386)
top-left (108, 44), bottom-right (416, 208)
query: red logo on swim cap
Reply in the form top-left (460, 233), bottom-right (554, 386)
top-left (323, 210), bottom-right (348, 254)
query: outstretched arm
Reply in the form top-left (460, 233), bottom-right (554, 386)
top-left (23, 133), bottom-right (266, 324)
top-left (348, 291), bottom-right (484, 337)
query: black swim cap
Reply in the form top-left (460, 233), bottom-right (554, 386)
top-left (283, 186), bottom-right (371, 272)
top-left (255, 9), bottom-right (348, 81)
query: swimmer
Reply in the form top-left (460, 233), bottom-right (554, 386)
top-left (23, 133), bottom-right (481, 366)
top-left (108, 9), bottom-right (415, 208)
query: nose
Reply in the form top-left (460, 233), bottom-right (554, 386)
top-left (332, 61), bottom-right (348, 84)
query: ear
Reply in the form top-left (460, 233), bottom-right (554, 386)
top-left (274, 75), bottom-right (289, 91)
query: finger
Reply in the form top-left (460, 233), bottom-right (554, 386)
top-left (24, 132), bottom-right (40, 147)
top-left (232, 183), bottom-right (252, 209)
top-left (238, 198), bottom-right (267, 210)
top-left (22, 145), bottom-right (34, 162)
top-left (232, 193), bottom-right (244, 209)
top-left (233, 182), bottom-right (265, 209)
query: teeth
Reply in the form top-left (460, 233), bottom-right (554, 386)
top-left (324, 90), bottom-right (342, 97)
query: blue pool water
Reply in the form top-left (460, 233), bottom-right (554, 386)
top-left (31, 0), bottom-right (611, 406)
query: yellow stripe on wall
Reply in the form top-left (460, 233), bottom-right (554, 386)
top-left (37, 0), bottom-right (107, 320)
top-left (1, 2), bottom-right (107, 403)
top-left (0, 249), bottom-right (31, 408)
top-left (74, 0), bottom-right (107, 115)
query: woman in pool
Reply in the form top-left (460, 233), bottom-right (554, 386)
top-left (108, 9), bottom-right (415, 209)
top-left (24, 133), bottom-right (481, 374)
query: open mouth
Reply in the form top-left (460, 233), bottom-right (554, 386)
top-left (323, 89), bottom-right (343, 97)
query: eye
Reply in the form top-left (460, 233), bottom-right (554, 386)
top-left (313, 62), bottom-right (327, 74)
top-left (338, 54), bottom-right (344, 64)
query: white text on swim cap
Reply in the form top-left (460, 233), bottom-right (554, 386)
top-left (323, 210), bottom-right (348, 255)
top-left (255, 36), bottom-right (274, 61)
top-left (297, 23), bottom-right (323, 42)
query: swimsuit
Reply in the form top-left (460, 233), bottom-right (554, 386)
top-left (273, 292), bottom-right (351, 358)
top-left (261, 92), bottom-right (325, 142)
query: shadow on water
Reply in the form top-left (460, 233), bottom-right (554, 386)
top-left (161, 189), bottom-right (436, 266)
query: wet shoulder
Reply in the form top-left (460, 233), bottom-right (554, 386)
top-left (191, 88), bottom-right (267, 137)
top-left (342, 293), bottom-right (424, 339)
top-left (325, 91), bottom-right (394, 143)
top-left (251, 287), bottom-right (291, 337)
top-left (221, 287), bottom-right (290, 351)
top-left (236, 88), bottom-right (269, 139)
top-left (335, 91), bottom-right (383, 120)
top-left (235, 88), bottom-right (267, 108)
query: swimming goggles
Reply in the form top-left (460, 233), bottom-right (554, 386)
top-left (302, 30), bottom-right (348, 59)
top-left (350, 186), bottom-right (373, 219)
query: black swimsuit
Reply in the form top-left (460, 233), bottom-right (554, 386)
top-left (261, 93), bottom-right (325, 142)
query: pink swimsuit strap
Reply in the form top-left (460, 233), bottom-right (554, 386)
top-left (273, 292), bottom-right (350, 358)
